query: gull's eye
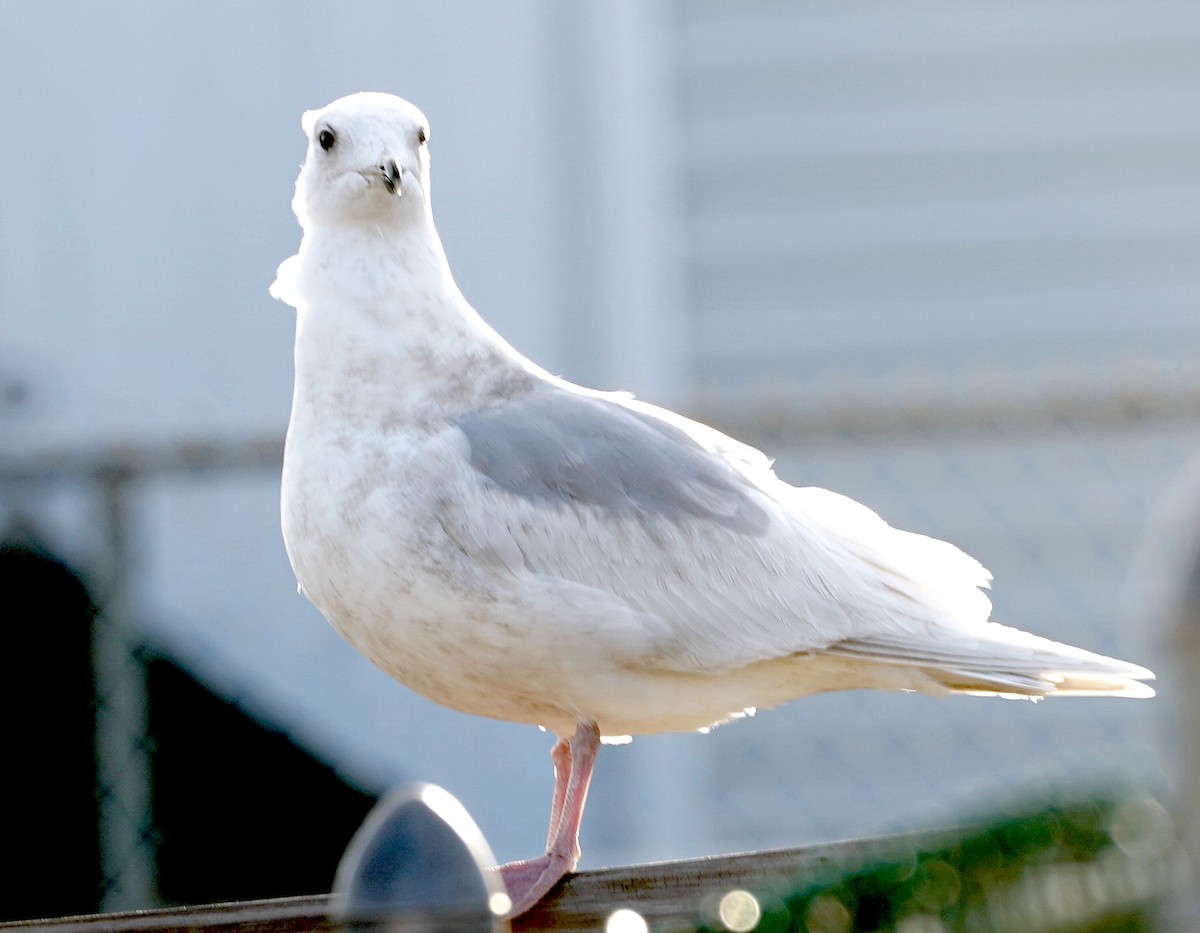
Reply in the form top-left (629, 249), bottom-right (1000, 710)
top-left (318, 128), bottom-right (337, 152)
top-left (418, 127), bottom-right (428, 146)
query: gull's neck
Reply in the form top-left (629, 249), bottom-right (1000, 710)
top-left (289, 215), bottom-right (543, 429)
top-left (298, 211), bottom-right (456, 311)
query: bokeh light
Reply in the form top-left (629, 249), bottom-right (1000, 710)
top-left (605, 907), bottom-right (648, 933)
top-left (803, 893), bottom-right (852, 933)
top-left (487, 892), bottom-right (512, 917)
top-left (716, 889), bottom-right (761, 932)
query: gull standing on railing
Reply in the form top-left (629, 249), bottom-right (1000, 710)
top-left (271, 92), bottom-right (1154, 917)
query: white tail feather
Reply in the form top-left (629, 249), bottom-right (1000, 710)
top-left (826, 623), bottom-right (1154, 699)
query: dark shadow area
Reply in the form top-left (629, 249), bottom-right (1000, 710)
top-left (0, 536), bottom-right (102, 921)
top-left (0, 529), bottom-right (380, 918)
top-left (147, 657), bottom-right (378, 906)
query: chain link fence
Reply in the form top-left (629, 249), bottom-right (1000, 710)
top-left (690, 375), bottom-right (1188, 852)
top-left (0, 380), bottom-right (1193, 918)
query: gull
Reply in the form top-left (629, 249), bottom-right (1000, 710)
top-left (271, 92), bottom-right (1154, 916)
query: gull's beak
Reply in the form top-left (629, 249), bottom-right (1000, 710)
top-left (362, 158), bottom-right (403, 196)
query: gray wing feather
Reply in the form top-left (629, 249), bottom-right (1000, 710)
top-left (444, 384), bottom-right (999, 674)
top-left (458, 389), bottom-right (770, 536)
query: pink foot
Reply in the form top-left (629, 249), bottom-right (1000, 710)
top-left (493, 852), bottom-right (575, 916)
top-left (492, 721), bottom-right (600, 917)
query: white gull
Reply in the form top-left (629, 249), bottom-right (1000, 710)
top-left (271, 91), bottom-right (1154, 916)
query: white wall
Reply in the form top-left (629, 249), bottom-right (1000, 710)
top-left (675, 0), bottom-right (1200, 401)
top-left (0, 1), bottom-right (584, 451)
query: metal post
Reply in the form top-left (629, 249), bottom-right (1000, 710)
top-left (93, 465), bottom-right (156, 911)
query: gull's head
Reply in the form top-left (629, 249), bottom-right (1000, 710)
top-left (291, 92), bottom-right (432, 229)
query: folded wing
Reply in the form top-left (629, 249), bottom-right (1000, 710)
top-left (445, 382), bottom-right (1153, 698)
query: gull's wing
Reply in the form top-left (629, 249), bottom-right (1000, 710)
top-left (441, 382), bottom-right (1003, 673)
top-left (438, 382), bottom-right (1153, 697)
top-left (457, 386), bottom-right (771, 537)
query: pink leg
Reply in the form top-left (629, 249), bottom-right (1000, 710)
top-left (494, 721), bottom-right (601, 917)
top-left (545, 737), bottom-right (572, 849)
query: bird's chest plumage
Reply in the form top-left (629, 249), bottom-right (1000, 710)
top-left (280, 393), bottom-right (566, 722)
top-left (283, 413), bottom-right (426, 614)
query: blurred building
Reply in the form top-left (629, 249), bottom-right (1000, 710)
top-left (1, 0), bottom-right (1198, 919)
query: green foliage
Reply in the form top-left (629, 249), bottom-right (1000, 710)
top-left (696, 793), bottom-right (1174, 933)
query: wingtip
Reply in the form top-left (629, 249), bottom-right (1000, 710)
top-left (1044, 668), bottom-right (1156, 699)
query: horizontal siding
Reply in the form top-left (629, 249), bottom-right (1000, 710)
top-left (680, 0), bottom-right (1197, 61)
top-left (673, 0), bottom-right (1200, 398)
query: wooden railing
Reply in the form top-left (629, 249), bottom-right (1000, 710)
top-left (0, 812), bottom-right (1176, 933)
top-left (0, 839), bottom-right (928, 933)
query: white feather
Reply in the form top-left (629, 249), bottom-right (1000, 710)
top-left (275, 92), bottom-right (1154, 741)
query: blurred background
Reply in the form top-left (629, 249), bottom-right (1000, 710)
top-left (1, 0), bottom-right (1198, 922)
